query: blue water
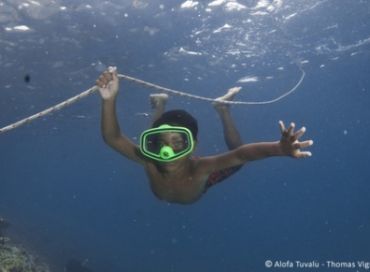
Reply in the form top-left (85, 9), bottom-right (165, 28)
top-left (1, 1), bottom-right (370, 271)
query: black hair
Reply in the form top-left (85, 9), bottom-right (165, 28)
top-left (152, 109), bottom-right (198, 140)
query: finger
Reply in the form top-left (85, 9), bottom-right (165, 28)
top-left (279, 120), bottom-right (286, 134)
top-left (97, 71), bottom-right (113, 87)
top-left (293, 140), bottom-right (314, 149)
top-left (108, 66), bottom-right (118, 79)
top-left (112, 71), bottom-right (118, 81)
top-left (98, 74), bottom-right (106, 81)
top-left (97, 76), bottom-right (106, 87)
top-left (287, 122), bottom-right (295, 136)
top-left (96, 78), bottom-right (105, 87)
top-left (108, 66), bottom-right (117, 73)
top-left (293, 126), bottom-right (306, 141)
top-left (105, 71), bottom-right (113, 81)
top-left (295, 151), bottom-right (312, 158)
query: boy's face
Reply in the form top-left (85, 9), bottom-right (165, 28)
top-left (140, 124), bottom-right (195, 162)
top-left (158, 132), bottom-right (187, 152)
top-left (155, 132), bottom-right (196, 167)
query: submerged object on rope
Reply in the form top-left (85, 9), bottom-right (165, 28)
top-left (0, 68), bottom-right (305, 134)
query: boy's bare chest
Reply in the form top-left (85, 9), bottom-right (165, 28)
top-left (146, 167), bottom-right (208, 203)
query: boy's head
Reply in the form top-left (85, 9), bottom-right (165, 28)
top-left (152, 110), bottom-right (198, 141)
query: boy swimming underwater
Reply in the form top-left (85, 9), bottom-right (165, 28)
top-left (97, 67), bottom-right (313, 204)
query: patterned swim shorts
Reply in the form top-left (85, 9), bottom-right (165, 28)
top-left (204, 165), bottom-right (242, 190)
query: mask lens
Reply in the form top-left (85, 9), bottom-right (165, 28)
top-left (146, 134), bottom-right (161, 154)
top-left (146, 132), bottom-right (189, 153)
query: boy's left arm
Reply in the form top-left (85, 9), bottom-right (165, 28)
top-left (199, 121), bottom-right (313, 173)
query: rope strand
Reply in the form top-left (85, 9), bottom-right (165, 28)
top-left (118, 67), bottom-right (305, 105)
top-left (0, 68), bottom-right (305, 134)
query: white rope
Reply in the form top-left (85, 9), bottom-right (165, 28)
top-left (0, 86), bottom-right (98, 134)
top-left (0, 68), bottom-right (305, 134)
top-left (119, 67), bottom-right (305, 105)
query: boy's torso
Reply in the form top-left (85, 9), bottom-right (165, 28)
top-left (144, 158), bottom-right (209, 204)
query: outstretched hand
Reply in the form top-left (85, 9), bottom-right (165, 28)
top-left (96, 66), bottom-right (119, 100)
top-left (278, 121), bottom-right (313, 158)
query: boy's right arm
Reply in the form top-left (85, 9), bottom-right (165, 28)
top-left (97, 67), bottom-right (145, 165)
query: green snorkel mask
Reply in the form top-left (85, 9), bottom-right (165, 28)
top-left (139, 124), bottom-right (195, 162)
